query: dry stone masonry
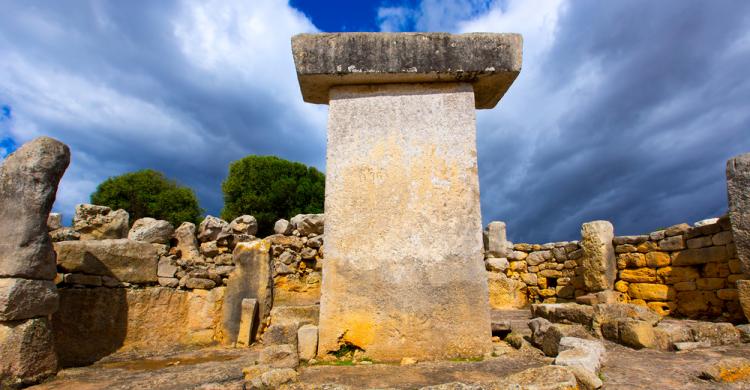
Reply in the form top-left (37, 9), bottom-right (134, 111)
top-left (0, 137), bottom-right (69, 388)
top-left (292, 32), bottom-right (522, 361)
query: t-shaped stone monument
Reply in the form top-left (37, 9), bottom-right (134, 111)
top-left (292, 33), bottom-right (522, 361)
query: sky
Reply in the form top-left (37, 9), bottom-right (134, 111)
top-left (0, 0), bottom-right (748, 243)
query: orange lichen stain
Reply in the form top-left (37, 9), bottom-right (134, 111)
top-left (718, 365), bottom-right (750, 382)
top-left (234, 239), bottom-right (270, 253)
top-left (337, 312), bottom-right (379, 348)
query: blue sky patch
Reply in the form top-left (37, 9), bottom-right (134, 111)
top-left (0, 105), bottom-right (10, 120)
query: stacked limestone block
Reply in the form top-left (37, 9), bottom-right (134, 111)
top-left (268, 214), bottom-right (324, 306)
top-left (614, 216), bottom-right (743, 321)
top-left (0, 137), bottom-right (70, 387)
top-left (483, 221), bottom-right (585, 307)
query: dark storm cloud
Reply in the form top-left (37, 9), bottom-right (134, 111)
top-left (0, 1), bottom-right (324, 221)
top-left (477, 0), bottom-right (750, 242)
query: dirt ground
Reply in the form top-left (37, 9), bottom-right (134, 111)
top-left (27, 341), bottom-right (750, 389)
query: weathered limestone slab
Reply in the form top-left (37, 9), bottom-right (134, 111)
top-left (727, 153), bottom-right (750, 273)
top-left (294, 32), bottom-right (522, 361)
top-left (54, 239), bottom-right (158, 283)
top-left (580, 221), bottom-right (616, 292)
top-left (221, 240), bottom-right (273, 345)
top-left (317, 82), bottom-right (491, 361)
top-left (0, 317), bottom-right (58, 388)
top-left (0, 136), bottom-right (70, 280)
top-left (484, 221), bottom-right (510, 258)
top-left (236, 298), bottom-right (258, 347)
top-left (0, 278), bottom-right (58, 321)
top-left (292, 32), bottom-right (522, 109)
top-left (73, 204), bottom-right (129, 240)
top-left (297, 324), bottom-right (319, 361)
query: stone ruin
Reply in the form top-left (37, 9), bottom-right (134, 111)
top-left (1, 32), bottom-right (750, 389)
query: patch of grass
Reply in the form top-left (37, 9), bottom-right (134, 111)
top-left (310, 359), bottom-right (355, 366)
top-left (598, 372), bottom-right (606, 381)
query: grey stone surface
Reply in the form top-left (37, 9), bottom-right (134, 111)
top-left (73, 204), bottom-right (129, 240)
top-left (484, 221), bottom-right (510, 257)
top-left (274, 219), bottom-right (293, 235)
top-left (0, 317), bottom-right (58, 388)
top-left (580, 221), bottom-right (616, 292)
top-left (174, 222), bottom-right (202, 263)
top-left (49, 227), bottom-right (80, 242)
top-left (54, 239), bottom-right (158, 283)
top-left (236, 298), bottom-right (258, 347)
top-left (290, 213), bottom-right (324, 236)
top-left (270, 304), bottom-right (319, 326)
top-left (555, 337), bottom-right (605, 373)
top-left (727, 153), bottom-right (750, 275)
top-left (197, 215), bottom-right (228, 243)
top-left (222, 240), bottom-right (273, 345)
top-left (259, 343), bottom-right (299, 369)
top-left (297, 324), bottom-right (319, 361)
top-left (0, 136), bottom-right (69, 280)
top-left (228, 215), bottom-right (258, 236)
top-left (0, 278), bottom-right (58, 321)
top-left (47, 213), bottom-right (62, 231)
top-left (128, 218), bottom-right (174, 244)
top-left (292, 32), bottom-right (522, 109)
top-left (318, 82), bottom-right (491, 361)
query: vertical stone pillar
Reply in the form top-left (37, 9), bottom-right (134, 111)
top-left (292, 33), bottom-right (522, 361)
top-left (580, 221), bottom-right (616, 292)
top-left (727, 153), bottom-right (750, 320)
top-left (0, 137), bottom-right (70, 387)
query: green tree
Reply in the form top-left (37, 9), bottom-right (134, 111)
top-left (91, 169), bottom-right (202, 226)
top-left (221, 155), bottom-right (324, 235)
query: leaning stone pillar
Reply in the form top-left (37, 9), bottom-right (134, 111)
top-left (727, 153), bottom-right (750, 320)
top-left (0, 137), bottom-right (70, 387)
top-left (292, 33), bottom-right (522, 361)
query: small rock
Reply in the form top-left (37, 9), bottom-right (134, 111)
top-left (260, 368), bottom-right (298, 387)
top-left (185, 277), bottom-right (216, 290)
top-left (197, 216), bottom-right (228, 242)
top-left (400, 357), bottom-right (417, 365)
top-left (674, 341), bottom-right (711, 351)
top-left (290, 214), bottom-right (324, 235)
top-left (274, 219), bottom-right (294, 235)
top-left (259, 344), bottom-right (298, 369)
top-left (297, 324), bottom-right (318, 361)
top-left (699, 357), bottom-right (750, 382)
top-left (228, 215), bottom-right (258, 236)
top-left (47, 213), bottom-right (62, 231)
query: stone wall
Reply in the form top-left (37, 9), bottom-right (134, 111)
top-left (613, 216), bottom-right (742, 322)
top-left (482, 216), bottom-right (744, 323)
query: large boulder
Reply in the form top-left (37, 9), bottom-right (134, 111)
top-left (197, 215), bottom-right (228, 242)
top-left (174, 222), bottom-right (202, 262)
top-left (580, 221), bottom-right (616, 292)
top-left (0, 136), bottom-right (70, 280)
top-left (290, 213), bottom-right (324, 235)
top-left (54, 239), bottom-right (158, 283)
top-left (128, 218), bottom-right (174, 244)
top-left (0, 279), bottom-right (58, 321)
top-left (72, 204), bottom-right (129, 240)
top-left (727, 153), bottom-right (750, 274)
top-left (0, 317), bottom-right (58, 388)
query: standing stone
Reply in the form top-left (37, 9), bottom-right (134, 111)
top-left (236, 298), bottom-right (258, 347)
top-left (297, 324), bottom-right (319, 361)
top-left (72, 204), bottom-right (129, 240)
top-left (728, 153), bottom-right (750, 273)
top-left (174, 222), bottom-right (202, 262)
top-left (0, 317), bottom-right (58, 388)
top-left (293, 33), bottom-right (521, 361)
top-left (580, 221), bottom-right (616, 292)
top-left (0, 136), bottom-right (70, 279)
top-left (221, 240), bottom-right (273, 344)
top-left (484, 221), bottom-right (511, 258)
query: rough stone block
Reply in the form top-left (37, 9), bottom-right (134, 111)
top-left (0, 137), bottom-right (69, 280)
top-left (671, 246), bottom-right (728, 266)
top-left (263, 322), bottom-right (299, 346)
top-left (580, 221), bottom-right (616, 292)
top-left (73, 204), bottom-right (129, 240)
top-left (236, 298), bottom-right (258, 347)
top-left (297, 324), bottom-right (318, 361)
top-left (128, 218), bottom-right (174, 244)
top-left (0, 278), bottom-right (58, 321)
top-left (628, 283), bottom-right (675, 301)
top-left (269, 304), bottom-right (319, 327)
top-left (618, 319), bottom-right (656, 349)
top-left (259, 344), bottom-right (298, 369)
top-left (484, 221), bottom-right (510, 257)
top-left (54, 239), bottom-right (158, 283)
top-left (0, 317), bottom-right (58, 388)
top-left (727, 153), bottom-right (750, 274)
top-left (292, 32), bottom-right (522, 109)
top-left (221, 240), bottom-right (272, 345)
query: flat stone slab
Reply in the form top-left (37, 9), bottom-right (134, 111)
top-left (292, 32), bottom-right (522, 109)
top-left (54, 239), bottom-right (158, 283)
